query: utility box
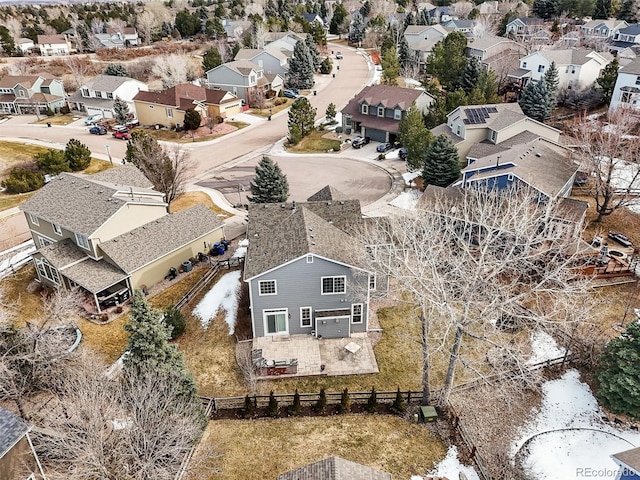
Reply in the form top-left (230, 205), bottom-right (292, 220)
top-left (419, 406), bottom-right (437, 423)
top-left (181, 260), bottom-right (193, 273)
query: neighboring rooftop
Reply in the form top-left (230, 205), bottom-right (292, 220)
top-left (133, 84), bottom-right (236, 109)
top-left (0, 407), bottom-right (29, 458)
top-left (619, 57), bottom-right (640, 74)
top-left (37, 34), bottom-right (67, 44)
top-left (613, 446), bottom-right (640, 473)
top-left (307, 185), bottom-right (350, 202)
top-left (277, 456), bottom-right (392, 480)
top-left (82, 74), bottom-right (141, 92)
top-left (0, 75), bottom-right (40, 89)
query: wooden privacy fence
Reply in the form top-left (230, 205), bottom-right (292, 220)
top-left (175, 256), bottom-right (243, 310)
top-left (447, 402), bottom-right (494, 480)
top-left (202, 389), bottom-right (424, 413)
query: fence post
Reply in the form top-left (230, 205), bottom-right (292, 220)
top-left (407, 391), bottom-right (411, 403)
top-left (470, 445), bottom-right (476, 459)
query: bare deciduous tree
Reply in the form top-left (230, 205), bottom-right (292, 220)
top-left (355, 187), bottom-right (594, 407)
top-left (91, 18), bottom-right (105, 34)
top-left (136, 10), bottom-right (157, 45)
top-left (571, 107), bottom-right (640, 222)
top-left (235, 342), bottom-right (258, 395)
top-left (66, 55), bottom-right (93, 90)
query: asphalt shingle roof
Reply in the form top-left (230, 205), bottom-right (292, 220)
top-left (619, 23), bottom-right (640, 36)
top-left (0, 407), bottom-right (29, 458)
top-left (99, 204), bottom-right (224, 274)
top-left (613, 446), bottom-right (640, 472)
top-left (306, 185), bottom-right (350, 202)
top-left (278, 456), bottom-right (392, 480)
top-left (83, 74), bottom-right (140, 92)
top-left (620, 57), bottom-right (640, 74)
top-left (133, 84), bottom-right (235, 108)
top-left (0, 75), bottom-right (40, 89)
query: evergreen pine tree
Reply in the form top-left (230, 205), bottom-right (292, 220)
top-left (617, 0), bottom-right (638, 22)
top-left (329, 3), bottom-right (348, 35)
top-left (518, 80), bottom-right (553, 122)
top-left (421, 134), bottom-right (460, 188)
top-left (289, 389), bottom-right (302, 416)
top-left (543, 61), bottom-right (560, 105)
top-left (315, 387), bottom-right (327, 414)
top-left (476, 69), bottom-right (501, 104)
top-left (532, 0), bottom-right (558, 19)
top-left (288, 97), bottom-right (316, 142)
top-left (593, 0), bottom-right (611, 19)
top-left (267, 390), bottom-right (279, 417)
top-left (183, 108), bottom-right (202, 131)
top-left (391, 387), bottom-right (406, 415)
top-left (339, 388), bottom-right (351, 414)
top-left (325, 102), bottom-right (337, 123)
top-left (597, 321), bottom-right (640, 418)
top-left (248, 156), bottom-right (289, 203)
top-left (163, 304), bottom-right (186, 340)
top-left (398, 36), bottom-right (411, 69)
top-left (426, 32), bottom-right (468, 91)
top-left (123, 290), bottom-right (198, 404)
top-left (104, 63), bottom-right (128, 77)
top-left (366, 387), bottom-right (378, 413)
top-left (397, 104), bottom-right (432, 172)
top-left (36, 149), bottom-right (69, 175)
top-left (305, 34), bottom-right (321, 71)
top-left (381, 48), bottom-right (400, 86)
top-left (597, 58), bottom-right (619, 104)
top-left (113, 96), bottom-right (130, 125)
top-left (349, 11), bottom-right (366, 44)
top-left (287, 40), bottom-right (315, 89)
top-left (461, 56), bottom-right (481, 94)
top-left (64, 139), bottom-right (91, 171)
top-left (202, 47), bottom-right (223, 72)
top-left (243, 394), bottom-right (256, 417)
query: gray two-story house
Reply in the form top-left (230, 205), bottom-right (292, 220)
top-left (66, 74), bottom-right (148, 119)
top-left (206, 60), bottom-right (283, 104)
top-left (244, 186), bottom-right (375, 339)
top-left (234, 48), bottom-right (289, 76)
top-left (0, 75), bottom-right (66, 115)
top-left (341, 85), bottom-right (435, 143)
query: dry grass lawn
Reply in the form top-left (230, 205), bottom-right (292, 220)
top-left (0, 191), bottom-right (35, 211)
top-left (83, 158), bottom-right (113, 175)
top-left (189, 415), bottom-right (446, 480)
top-left (578, 195), bottom-right (640, 246)
top-left (169, 191), bottom-right (232, 217)
top-left (287, 129), bottom-right (342, 154)
top-left (75, 315), bottom-right (129, 364)
top-left (31, 114), bottom-right (79, 126)
top-left (0, 141), bottom-right (50, 178)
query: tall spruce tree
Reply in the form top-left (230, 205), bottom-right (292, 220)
top-left (398, 104), bottom-right (433, 171)
top-left (248, 156), bottom-right (289, 203)
top-left (329, 2), bottom-right (348, 35)
top-left (113, 96), bottom-right (130, 125)
top-left (597, 321), bottom-right (640, 418)
top-left (287, 40), bottom-right (315, 89)
top-left (288, 97), bottom-right (316, 143)
top-left (124, 290), bottom-right (198, 403)
top-left (617, 0), bottom-right (638, 22)
top-left (398, 36), bottom-right (411, 69)
top-left (543, 61), bottom-right (560, 105)
top-left (305, 34), bottom-right (321, 71)
top-left (202, 47), bottom-right (223, 72)
top-left (65, 138), bottom-right (91, 171)
top-left (349, 11), bottom-right (366, 44)
top-left (597, 58), bottom-right (619, 103)
top-left (461, 56), bottom-right (481, 94)
top-left (518, 80), bottom-right (553, 122)
top-left (593, 0), bottom-right (611, 18)
top-left (381, 48), bottom-right (400, 86)
top-left (421, 134), bottom-right (460, 187)
top-left (532, 0), bottom-right (558, 19)
top-left (426, 32), bottom-right (468, 91)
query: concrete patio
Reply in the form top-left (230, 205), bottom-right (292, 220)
top-left (252, 332), bottom-right (379, 379)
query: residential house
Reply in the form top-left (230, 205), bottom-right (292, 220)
top-left (37, 34), bottom-right (70, 56)
top-left (234, 48), bottom-right (289, 76)
top-left (505, 17), bottom-right (545, 39)
top-left (244, 186), bottom-right (374, 339)
top-left (513, 49), bottom-right (612, 90)
top-left (580, 18), bottom-right (628, 43)
top-left (263, 31), bottom-right (305, 52)
top-left (403, 24), bottom-right (449, 70)
top-left (443, 19), bottom-right (475, 36)
top-left (609, 57), bottom-right (640, 112)
top-left (427, 6), bottom-right (457, 23)
top-left (611, 23), bottom-right (640, 52)
top-left (206, 60), bottom-right (283, 103)
top-left (222, 19), bottom-right (251, 43)
top-left (278, 456), bottom-right (392, 480)
top-left (20, 165), bottom-right (225, 314)
top-left (17, 38), bottom-right (34, 54)
top-left (94, 27), bottom-right (139, 49)
top-left (0, 407), bottom-right (44, 480)
top-left (430, 103), bottom-right (561, 159)
top-left (478, 1), bottom-right (499, 14)
top-left (302, 13), bottom-right (325, 27)
top-left (67, 74), bottom-right (148, 119)
top-left (341, 84), bottom-right (435, 143)
top-left (133, 83), bottom-right (242, 128)
top-left (466, 35), bottom-right (527, 78)
top-left (611, 446), bottom-right (640, 480)
top-left (0, 75), bottom-right (66, 115)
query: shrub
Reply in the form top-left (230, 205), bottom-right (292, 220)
top-left (163, 304), bottom-right (186, 339)
top-left (274, 98), bottom-right (287, 106)
top-left (319, 56), bottom-right (333, 74)
top-left (366, 387), bottom-right (377, 413)
top-left (60, 104), bottom-right (70, 115)
top-left (36, 149), bottom-right (69, 175)
top-left (289, 389), bottom-right (302, 416)
top-left (215, 115), bottom-right (224, 124)
top-left (46, 107), bottom-right (54, 117)
top-left (243, 394), bottom-right (256, 417)
top-left (315, 387), bottom-right (327, 414)
top-left (266, 391), bottom-right (279, 417)
top-left (65, 138), bottom-right (91, 171)
top-left (391, 387), bottom-right (406, 415)
top-left (339, 388), bottom-right (351, 414)
top-left (2, 165), bottom-right (44, 193)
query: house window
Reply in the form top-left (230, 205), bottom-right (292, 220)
top-left (35, 258), bottom-right (60, 284)
top-left (264, 308), bottom-right (288, 335)
top-left (250, 74), bottom-right (256, 84)
top-left (107, 92), bottom-right (113, 99)
top-left (636, 76), bottom-right (640, 85)
top-left (490, 130), bottom-right (497, 142)
top-left (522, 61), bottom-right (527, 68)
top-left (52, 223), bottom-right (62, 235)
top-left (507, 173), bottom-right (514, 181)
top-left (369, 274), bottom-right (376, 290)
top-left (166, 108), bottom-right (173, 118)
top-left (29, 213), bottom-right (39, 225)
top-left (571, 67), bottom-right (576, 74)
top-left (351, 304), bottom-right (363, 324)
top-left (300, 306), bottom-right (312, 327)
top-left (622, 90), bottom-right (634, 103)
top-left (95, 91), bottom-right (102, 98)
top-left (37, 235), bottom-right (53, 248)
top-left (259, 280), bottom-right (277, 295)
top-left (321, 276), bottom-right (346, 294)
top-left (17, 90), bottom-right (25, 98)
top-left (75, 233), bottom-right (89, 250)
top-left (394, 109), bottom-right (401, 120)
top-left (362, 104), bottom-right (369, 114)
top-left (377, 106), bottom-right (384, 117)
top-left (306, 255), bottom-right (313, 263)
top-left (537, 65), bottom-right (545, 73)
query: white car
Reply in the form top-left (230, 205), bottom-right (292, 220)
top-left (84, 114), bottom-right (103, 125)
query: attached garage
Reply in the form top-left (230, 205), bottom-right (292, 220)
top-left (362, 127), bottom-right (388, 143)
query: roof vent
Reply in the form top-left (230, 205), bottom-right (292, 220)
top-left (535, 153), bottom-right (541, 157)
top-left (98, 190), bottom-right (104, 194)
top-left (311, 242), bottom-right (316, 246)
top-left (280, 204), bottom-right (285, 208)
top-left (327, 202), bottom-right (331, 205)
top-left (339, 201), bottom-right (344, 205)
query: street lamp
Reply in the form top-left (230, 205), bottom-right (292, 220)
top-left (105, 144), bottom-right (113, 165)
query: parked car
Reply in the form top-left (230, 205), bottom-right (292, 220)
top-left (351, 136), bottom-right (371, 149)
top-left (399, 147), bottom-right (408, 160)
top-left (89, 125), bottom-right (107, 135)
top-left (84, 114), bottom-right (103, 125)
top-left (112, 129), bottom-right (131, 140)
top-left (335, 51), bottom-right (343, 59)
top-left (376, 142), bottom-right (393, 153)
top-left (283, 89), bottom-right (299, 99)
top-left (112, 124), bottom-right (128, 133)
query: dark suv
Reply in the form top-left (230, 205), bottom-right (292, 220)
top-left (351, 136), bottom-right (371, 149)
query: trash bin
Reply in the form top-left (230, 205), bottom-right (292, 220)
top-left (181, 260), bottom-right (193, 273)
top-left (337, 65), bottom-right (339, 70)
top-left (345, 127), bottom-right (352, 135)
top-left (313, 90), bottom-right (317, 95)
top-left (268, 115), bottom-right (271, 121)
top-left (46, 122), bottom-right (51, 127)
top-left (332, 73), bottom-right (335, 78)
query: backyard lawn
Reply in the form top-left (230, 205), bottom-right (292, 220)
top-left (188, 415), bottom-right (447, 480)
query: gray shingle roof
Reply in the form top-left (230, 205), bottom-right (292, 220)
top-left (0, 407), bottom-right (29, 458)
top-left (620, 58), bottom-right (640, 74)
top-left (20, 172), bottom-right (164, 237)
top-left (467, 131), bottom-right (540, 159)
top-left (244, 198), bottom-right (367, 280)
top-left (89, 164), bottom-right (153, 189)
top-left (83, 74), bottom-right (140, 92)
top-left (307, 185), bottom-right (350, 202)
top-left (619, 23), bottom-right (640, 36)
top-left (99, 204), bottom-right (224, 274)
top-left (278, 456), bottom-right (392, 480)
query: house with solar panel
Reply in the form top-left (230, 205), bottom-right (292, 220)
top-left (19, 165), bottom-right (225, 314)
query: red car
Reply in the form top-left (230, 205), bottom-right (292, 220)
top-left (112, 130), bottom-right (131, 140)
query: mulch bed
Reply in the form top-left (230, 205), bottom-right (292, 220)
top-left (211, 402), bottom-right (409, 420)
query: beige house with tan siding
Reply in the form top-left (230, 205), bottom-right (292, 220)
top-left (20, 165), bottom-right (225, 313)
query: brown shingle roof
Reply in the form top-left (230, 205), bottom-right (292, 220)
top-left (0, 75), bottom-right (40, 89)
top-left (613, 447), bottom-right (640, 472)
top-left (37, 34), bottom-right (67, 44)
top-left (134, 84), bottom-right (235, 109)
top-left (277, 456), bottom-right (392, 480)
top-left (99, 204), bottom-right (224, 274)
top-left (244, 198), bottom-right (367, 280)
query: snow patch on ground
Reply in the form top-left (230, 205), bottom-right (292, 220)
top-left (390, 189), bottom-right (421, 211)
top-left (402, 171), bottom-right (420, 187)
top-left (192, 270), bottom-right (241, 332)
top-left (527, 331), bottom-right (567, 365)
top-left (410, 446), bottom-right (480, 480)
top-left (511, 369), bottom-right (640, 480)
